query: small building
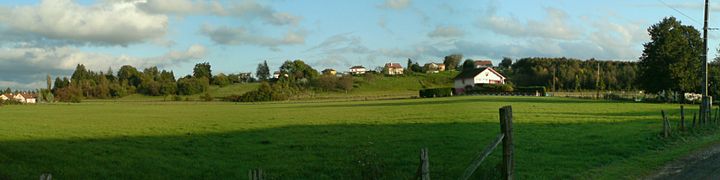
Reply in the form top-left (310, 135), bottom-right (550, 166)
top-left (273, 71), bottom-right (281, 79)
top-left (322, 69), bottom-right (337, 76)
top-left (424, 63), bottom-right (446, 73)
top-left (20, 94), bottom-right (36, 104)
top-left (474, 60), bottom-right (494, 68)
top-left (453, 67), bottom-right (506, 94)
top-left (350, 66), bottom-right (367, 75)
top-left (0, 94), bottom-right (9, 101)
top-left (384, 63), bottom-right (404, 75)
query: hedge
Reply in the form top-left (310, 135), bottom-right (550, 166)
top-left (419, 87), bottom-right (454, 98)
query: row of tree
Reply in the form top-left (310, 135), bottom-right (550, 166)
top-left (48, 62), bottom-right (255, 102)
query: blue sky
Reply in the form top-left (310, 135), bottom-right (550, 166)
top-left (1, 0), bottom-right (719, 90)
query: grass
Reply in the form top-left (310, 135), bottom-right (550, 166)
top-left (1, 96), bottom-right (718, 179)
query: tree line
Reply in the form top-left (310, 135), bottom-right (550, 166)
top-left (48, 63), bottom-right (255, 102)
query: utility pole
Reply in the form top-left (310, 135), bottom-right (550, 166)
top-left (701, 0), bottom-right (710, 122)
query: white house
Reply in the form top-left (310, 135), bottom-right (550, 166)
top-left (453, 67), bottom-right (506, 94)
top-left (349, 66), bottom-right (367, 75)
top-left (21, 94), bottom-right (37, 104)
top-left (0, 94), bottom-right (9, 101)
top-left (384, 63), bottom-right (404, 75)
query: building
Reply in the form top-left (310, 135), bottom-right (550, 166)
top-left (349, 66), bottom-right (367, 75)
top-left (0, 94), bottom-right (9, 101)
top-left (453, 67), bottom-right (506, 94)
top-left (384, 63), bottom-right (404, 75)
top-left (20, 94), bottom-right (36, 104)
top-left (273, 71), bottom-right (281, 79)
top-left (322, 69), bottom-right (337, 75)
top-left (423, 63), bottom-right (446, 73)
top-left (474, 60), bottom-right (494, 68)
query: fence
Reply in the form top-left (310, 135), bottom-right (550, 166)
top-left (247, 106), bottom-right (516, 180)
top-left (660, 105), bottom-right (720, 138)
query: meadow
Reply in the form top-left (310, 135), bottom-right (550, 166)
top-left (1, 96), bottom-right (719, 179)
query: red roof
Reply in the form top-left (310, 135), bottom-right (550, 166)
top-left (474, 60), bottom-right (493, 67)
top-left (20, 94), bottom-right (37, 99)
top-left (384, 63), bottom-right (402, 68)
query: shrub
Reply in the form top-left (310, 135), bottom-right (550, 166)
top-left (202, 93), bottom-right (214, 102)
top-left (516, 86), bottom-right (546, 94)
top-left (419, 87), bottom-right (454, 98)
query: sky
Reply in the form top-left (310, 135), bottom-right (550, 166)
top-left (1, 0), bottom-right (720, 90)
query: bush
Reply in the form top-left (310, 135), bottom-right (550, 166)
top-left (202, 93), bottom-right (213, 102)
top-left (515, 86), bottom-right (546, 94)
top-left (419, 87), bottom-right (454, 98)
top-left (225, 82), bottom-right (291, 102)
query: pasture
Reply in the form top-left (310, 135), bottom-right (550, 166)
top-left (0, 96), bottom-right (718, 179)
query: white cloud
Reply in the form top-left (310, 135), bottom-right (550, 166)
top-left (0, 0), bottom-right (168, 46)
top-left (477, 7), bottom-right (582, 40)
top-left (380, 0), bottom-right (412, 9)
top-left (201, 25), bottom-right (305, 49)
top-left (428, 25), bottom-right (465, 38)
top-left (137, 0), bottom-right (301, 26)
top-left (0, 45), bottom-right (207, 89)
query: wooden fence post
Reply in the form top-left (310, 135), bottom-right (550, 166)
top-left (500, 106), bottom-right (514, 180)
top-left (680, 106), bottom-right (685, 131)
top-left (249, 168), bottom-right (263, 180)
top-left (415, 148), bottom-right (430, 180)
top-left (693, 113), bottom-right (697, 129)
top-left (661, 110), bottom-right (668, 138)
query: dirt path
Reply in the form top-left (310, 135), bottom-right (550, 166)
top-left (649, 143), bottom-right (720, 180)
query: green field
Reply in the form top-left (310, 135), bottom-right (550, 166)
top-left (1, 96), bottom-right (718, 179)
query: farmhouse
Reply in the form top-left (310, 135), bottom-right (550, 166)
top-left (453, 67), bottom-right (506, 94)
top-left (0, 94), bottom-right (9, 101)
top-left (423, 63), bottom-right (446, 73)
top-left (322, 69), bottom-right (337, 75)
top-left (349, 66), bottom-right (367, 75)
top-left (474, 60), bottom-right (494, 68)
top-left (1, 93), bottom-right (37, 103)
top-left (384, 63), bottom-right (404, 75)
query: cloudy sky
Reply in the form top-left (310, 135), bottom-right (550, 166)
top-left (1, 0), bottom-right (719, 90)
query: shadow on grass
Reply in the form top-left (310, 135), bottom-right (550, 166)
top-left (0, 121), bottom-right (666, 180)
top-left (283, 96), bottom-right (611, 109)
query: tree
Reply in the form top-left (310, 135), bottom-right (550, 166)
top-left (71, 64), bottom-right (89, 81)
top-left (256, 60), bottom-right (271, 81)
top-left (443, 54), bottom-right (463, 71)
top-left (118, 65), bottom-right (141, 87)
top-left (407, 58), bottom-right (414, 73)
top-left (4, 87), bottom-right (10, 94)
top-left (461, 59), bottom-right (475, 71)
top-left (193, 62), bottom-right (212, 79)
top-left (46, 74), bottom-right (52, 90)
top-left (279, 60), bottom-right (319, 83)
top-left (337, 75), bottom-right (354, 93)
top-left (500, 57), bottom-right (513, 69)
top-left (213, 73), bottom-right (230, 87)
top-left (638, 17), bottom-right (702, 93)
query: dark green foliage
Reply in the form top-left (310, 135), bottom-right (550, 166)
top-left (279, 60), bottom-right (319, 83)
top-left (193, 62), bottom-right (212, 79)
top-left (54, 85), bottom-right (82, 103)
top-left (212, 73), bottom-right (231, 87)
top-left (443, 54), bottom-right (462, 71)
top-left (202, 93), bottom-right (213, 101)
top-left (177, 77), bottom-right (210, 95)
top-left (639, 17), bottom-right (702, 94)
top-left (256, 60), bottom-right (271, 81)
top-left (511, 58), bottom-right (637, 91)
top-left (516, 86), bottom-right (546, 94)
top-left (461, 59), bottom-right (475, 71)
top-left (499, 57), bottom-right (513, 69)
top-left (419, 87), bottom-right (454, 98)
top-left (118, 65), bottom-right (142, 87)
top-left (226, 82), bottom-right (291, 102)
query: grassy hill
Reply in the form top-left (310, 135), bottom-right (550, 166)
top-left (1, 96), bottom-right (719, 179)
top-left (104, 72), bottom-right (457, 102)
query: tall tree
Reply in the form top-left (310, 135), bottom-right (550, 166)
top-left (461, 59), bottom-right (475, 71)
top-left (193, 62), bottom-right (212, 79)
top-left (256, 60), bottom-right (271, 81)
top-left (499, 57), bottom-right (513, 69)
top-left (638, 17), bottom-right (702, 93)
top-left (46, 74), bottom-right (52, 90)
top-left (443, 54), bottom-right (463, 71)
